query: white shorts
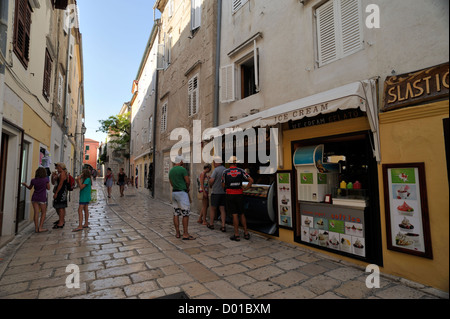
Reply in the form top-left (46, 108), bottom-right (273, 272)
top-left (172, 191), bottom-right (191, 217)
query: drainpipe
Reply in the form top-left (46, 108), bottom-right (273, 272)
top-left (213, 0), bottom-right (222, 127)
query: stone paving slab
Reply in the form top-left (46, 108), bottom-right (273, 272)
top-left (0, 180), bottom-right (448, 300)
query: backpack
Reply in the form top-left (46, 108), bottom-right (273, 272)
top-left (68, 174), bottom-right (76, 191)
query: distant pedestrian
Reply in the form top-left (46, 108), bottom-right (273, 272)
top-left (222, 156), bottom-right (254, 241)
top-left (51, 163), bottom-right (69, 229)
top-left (22, 167), bottom-right (50, 233)
top-left (105, 168), bottom-right (115, 198)
top-left (92, 168), bottom-right (97, 181)
top-left (73, 169), bottom-right (92, 232)
top-left (118, 168), bottom-right (127, 197)
top-left (169, 155), bottom-right (195, 240)
top-left (208, 157), bottom-right (227, 232)
top-left (197, 163), bottom-right (211, 225)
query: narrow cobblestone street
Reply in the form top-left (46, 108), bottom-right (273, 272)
top-left (0, 179), bottom-right (447, 300)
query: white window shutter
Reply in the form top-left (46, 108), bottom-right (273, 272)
top-left (161, 103), bottom-right (168, 132)
top-left (157, 44), bottom-right (165, 70)
top-left (58, 73), bottom-right (64, 106)
top-left (220, 64), bottom-right (235, 103)
top-left (188, 75), bottom-right (199, 116)
top-left (166, 35), bottom-right (172, 66)
top-left (316, 0), bottom-right (338, 67)
top-left (149, 116), bottom-right (153, 143)
top-left (339, 0), bottom-right (363, 56)
top-left (191, 0), bottom-right (202, 30)
top-left (232, 0), bottom-right (248, 13)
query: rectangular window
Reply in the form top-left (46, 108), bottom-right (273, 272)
top-left (85, 154), bottom-right (89, 161)
top-left (220, 49), bottom-right (259, 103)
top-left (43, 49), bottom-right (52, 101)
top-left (157, 34), bottom-right (172, 70)
top-left (85, 145), bottom-right (90, 151)
top-left (316, 0), bottom-right (363, 67)
top-left (161, 103), bottom-right (168, 133)
top-left (191, 0), bottom-right (202, 31)
top-left (13, 0), bottom-right (32, 68)
top-left (188, 74), bottom-right (199, 117)
top-left (240, 55), bottom-right (259, 99)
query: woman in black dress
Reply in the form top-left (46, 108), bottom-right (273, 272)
top-left (118, 168), bottom-right (127, 197)
top-left (51, 163), bottom-right (68, 229)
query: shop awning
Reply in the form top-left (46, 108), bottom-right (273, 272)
top-left (216, 79), bottom-right (381, 162)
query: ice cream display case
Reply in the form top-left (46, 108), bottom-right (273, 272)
top-left (293, 145), bottom-right (340, 202)
top-left (242, 183), bottom-right (278, 235)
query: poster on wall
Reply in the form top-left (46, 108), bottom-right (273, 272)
top-left (383, 163), bottom-right (433, 259)
top-left (277, 172), bottom-right (293, 229)
top-left (299, 202), bottom-right (367, 258)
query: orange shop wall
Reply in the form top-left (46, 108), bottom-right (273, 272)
top-left (378, 100), bottom-right (449, 292)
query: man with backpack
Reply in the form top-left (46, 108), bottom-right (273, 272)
top-left (222, 156), bottom-right (254, 241)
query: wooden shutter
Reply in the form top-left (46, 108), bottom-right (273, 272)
top-left (316, 0), bottom-right (338, 67)
top-left (43, 49), bottom-right (52, 100)
top-left (188, 74), bottom-right (199, 117)
top-left (13, 0), bottom-right (32, 68)
top-left (220, 64), bottom-right (235, 103)
top-left (339, 0), bottom-right (363, 56)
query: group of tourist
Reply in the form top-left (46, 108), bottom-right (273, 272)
top-left (22, 163), bottom-right (93, 233)
top-left (169, 155), bottom-right (254, 242)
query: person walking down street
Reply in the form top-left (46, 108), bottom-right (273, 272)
top-left (197, 164), bottom-right (211, 225)
top-left (105, 168), bottom-right (115, 198)
top-left (222, 156), bottom-right (254, 241)
top-left (22, 167), bottom-right (50, 233)
top-left (73, 169), bottom-right (92, 232)
top-left (51, 163), bottom-right (69, 229)
top-left (169, 156), bottom-right (196, 241)
top-left (208, 157), bottom-right (227, 232)
top-left (118, 168), bottom-right (127, 197)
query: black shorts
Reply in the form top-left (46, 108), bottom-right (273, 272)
top-left (210, 194), bottom-right (226, 208)
top-left (226, 194), bottom-right (245, 215)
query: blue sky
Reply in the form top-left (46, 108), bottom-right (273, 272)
top-left (77, 0), bottom-right (158, 143)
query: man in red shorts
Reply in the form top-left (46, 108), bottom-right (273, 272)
top-left (222, 156), bottom-right (254, 241)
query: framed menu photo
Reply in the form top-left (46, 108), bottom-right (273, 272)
top-left (382, 163), bottom-right (433, 259)
top-left (276, 171), bottom-right (294, 229)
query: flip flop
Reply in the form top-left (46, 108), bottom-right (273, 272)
top-left (230, 235), bottom-right (240, 242)
top-left (182, 236), bottom-right (196, 241)
top-left (72, 228), bottom-right (83, 232)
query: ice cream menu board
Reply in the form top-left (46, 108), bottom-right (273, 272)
top-left (277, 172), bottom-right (293, 228)
top-left (299, 202), bottom-right (367, 258)
top-left (383, 163), bottom-right (433, 259)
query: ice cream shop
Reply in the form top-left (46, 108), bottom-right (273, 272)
top-left (215, 71), bottom-right (449, 292)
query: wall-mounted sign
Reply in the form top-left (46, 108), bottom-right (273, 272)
top-left (382, 163), bottom-right (433, 259)
top-left (382, 62), bottom-right (449, 111)
top-left (277, 172), bottom-right (293, 229)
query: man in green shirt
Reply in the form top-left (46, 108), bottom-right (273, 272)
top-left (169, 156), bottom-right (195, 240)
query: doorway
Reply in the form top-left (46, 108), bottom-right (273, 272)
top-left (0, 133), bottom-right (9, 236)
